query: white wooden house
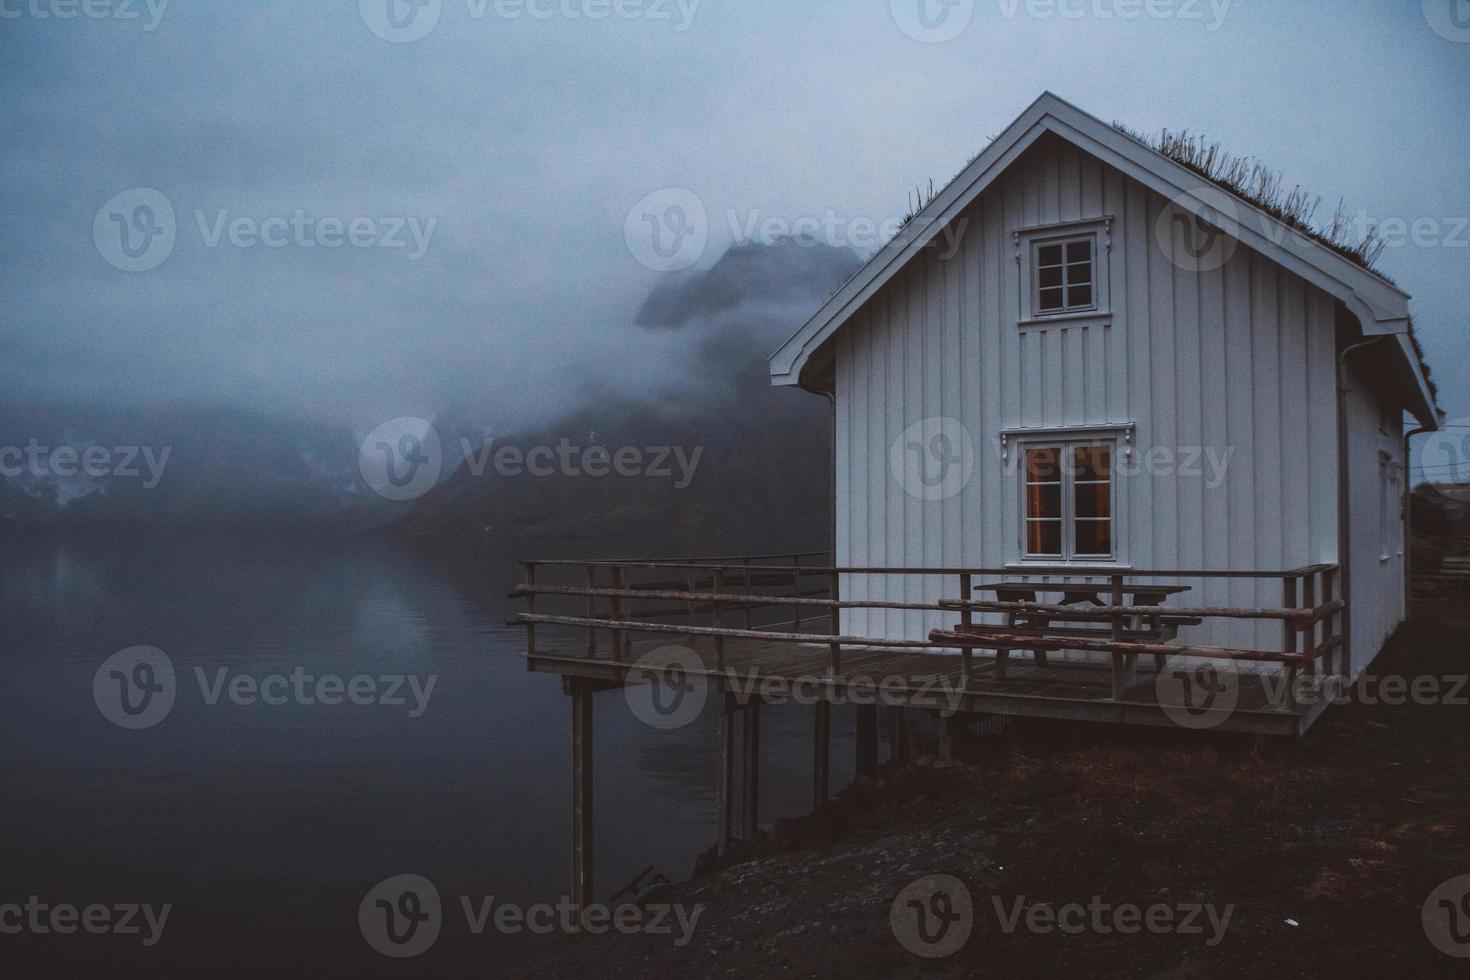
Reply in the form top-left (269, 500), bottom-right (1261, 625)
top-left (769, 93), bottom-right (1441, 680)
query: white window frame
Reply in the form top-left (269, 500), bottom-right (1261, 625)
top-left (1014, 217), bottom-right (1113, 329)
top-left (1004, 424), bottom-right (1132, 566)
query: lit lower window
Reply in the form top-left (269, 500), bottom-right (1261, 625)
top-left (1024, 444), bottom-right (1113, 559)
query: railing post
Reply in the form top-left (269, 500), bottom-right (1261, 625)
top-left (1282, 574), bottom-right (1299, 710)
top-left (686, 566), bottom-right (697, 631)
top-left (585, 564), bottom-right (597, 656)
top-left (524, 562), bottom-right (537, 658)
top-left (959, 572), bottom-right (973, 687)
top-left (742, 558), bottom-right (752, 630)
top-left (1323, 566), bottom-right (1341, 677)
top-left (611, 565), bottom-right (625, 662)
top-left (828, 569), bottom-right (842, 675)
top-left (713, 570), bottom-right (725, 671)
top-left (1302, 571), bottom-right (1317, 683)
top-left (1109, 573), bottom-right (1124, 699)
top-left (791, 556), bottom-right (802, 631)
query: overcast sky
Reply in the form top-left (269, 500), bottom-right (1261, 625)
top-left (1, 0), bottom-right (1465, 454)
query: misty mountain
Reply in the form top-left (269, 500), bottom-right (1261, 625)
top-left (389, 239), bottom-right (861, 549)
top-left (1, 239), bottom-right (860, 544)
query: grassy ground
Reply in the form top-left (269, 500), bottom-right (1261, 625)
top-left (514, 600), bottom-right (1470, 978)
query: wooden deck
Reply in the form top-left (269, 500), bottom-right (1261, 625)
top-left (525, 619), bottom-right (1323, 737)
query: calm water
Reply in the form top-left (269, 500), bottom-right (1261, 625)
top-left (0, 531), bottom-right (853, 977)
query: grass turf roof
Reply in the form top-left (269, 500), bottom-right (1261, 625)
top-left (1110, 123), bottom-right (1436, 406)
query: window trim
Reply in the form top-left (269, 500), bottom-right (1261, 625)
top-left (1014, 217), bottom-right (1113, 328)
top-left (1006, 425), bottom-right (1132, 566)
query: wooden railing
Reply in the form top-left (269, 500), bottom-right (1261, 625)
top-left (511, 557), bottom-right (1345, 708)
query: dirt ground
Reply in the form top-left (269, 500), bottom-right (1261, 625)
top-left (513, 599), bottom-right (1470, 978)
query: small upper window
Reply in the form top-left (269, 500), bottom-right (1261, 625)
top-left (1034, 236), bottom-right (1095, 315)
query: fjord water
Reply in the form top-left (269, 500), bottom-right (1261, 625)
top-left (0, 531), bottom-right (852, 977)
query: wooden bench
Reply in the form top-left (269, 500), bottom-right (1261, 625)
top-left (944, 581), bottom-right (1195, 680)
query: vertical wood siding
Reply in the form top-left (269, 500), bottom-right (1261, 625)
top-left (834, 136), bottom-right (1348, 654)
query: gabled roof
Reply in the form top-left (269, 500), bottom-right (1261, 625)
top-left (768, 92), bottom-right (1440, 427)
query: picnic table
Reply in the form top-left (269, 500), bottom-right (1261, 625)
top-left (939, 580), bottom-right (1195, 680)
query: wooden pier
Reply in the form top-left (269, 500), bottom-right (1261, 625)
top-left (511, 553), bottom-right (1345, 905)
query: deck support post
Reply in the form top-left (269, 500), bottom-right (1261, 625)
top-left (717, 690), bottom-right (736, 851)
top-left (741, 698), bottom-right (761, 840)
top-left (939, 711), bottom-right (964, 760)
top-left (812, 699), bottom-right (830, 809)
top-left (584, 565), bottom-right (597, 655)
top-left (568, 677), bottom-right (594, 908)
top-left (889, 706), bottom-right (909, 762)
top-left (855, 703), bottom-right (878, 777)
